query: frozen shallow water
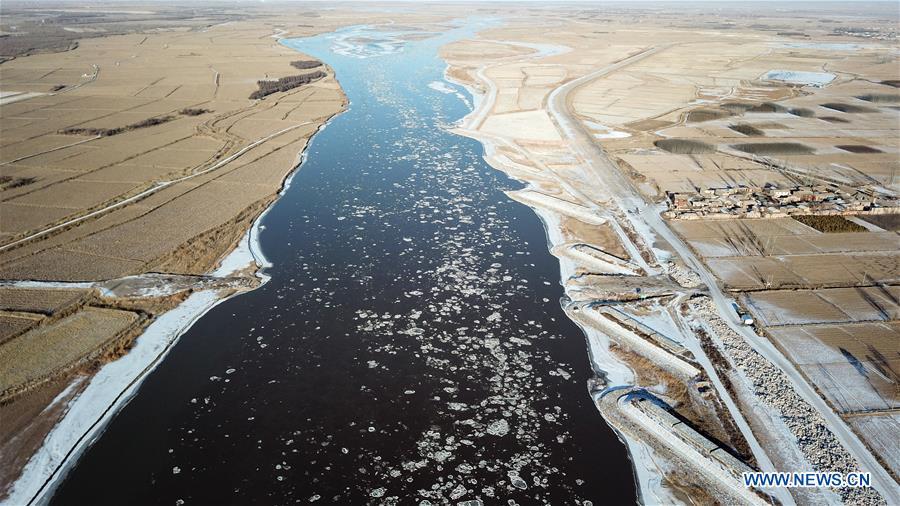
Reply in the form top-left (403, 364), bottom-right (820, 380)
top-left (761, 69), bottom-right (835, 87)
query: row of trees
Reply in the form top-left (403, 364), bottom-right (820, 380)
top-left (60, 116), bottom-right (173, 137)
top-left (249, 70), bottom-right (326, 100)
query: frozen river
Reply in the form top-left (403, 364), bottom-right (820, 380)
top-left (49, 21), bottom-right (637, 504)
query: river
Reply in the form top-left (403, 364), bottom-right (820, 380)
top-left (48, 21), bottom-right (637, 505)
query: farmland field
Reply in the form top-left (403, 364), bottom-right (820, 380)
top-left (849, 414), bottom-right (900, 478)
top-left (0, 307), bottom-right (140, 399)
top-left (745, 287), bottom-right (900, 326)
top-left (0, 287), bottom-right (91, 314)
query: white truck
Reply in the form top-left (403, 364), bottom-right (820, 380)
top-left (732, 303), bottom-right (754, 326)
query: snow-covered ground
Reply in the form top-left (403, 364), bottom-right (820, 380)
top-left (0, 91), bottom-right (47, 106)
top-left (583, 120), bottom-right (631, 140)
top-left (848, 414), bottom-right (900, 478)
top-left (778, 42), bottom-right (864, 51)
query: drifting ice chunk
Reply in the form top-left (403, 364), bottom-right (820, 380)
top-left (486, 419), bottom-right (510, 436)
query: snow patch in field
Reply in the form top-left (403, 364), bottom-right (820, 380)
top-left (779, 42), bottom-right (863, 51)
top-left (584, 120), bottom-right (631, 140)
top-left (848, 414), bottom-right (900, 477)
top-left (479, 39), bottom-right (571, 59)
top-left (0, 280), bottom-right (95, 289)
top-left (0, 91), bottom-right (47, 105)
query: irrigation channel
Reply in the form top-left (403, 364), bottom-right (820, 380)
top-left (49, 22), bottom-right (637, 504)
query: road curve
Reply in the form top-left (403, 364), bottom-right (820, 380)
top-left (545, 50), bottom-right (900, 503)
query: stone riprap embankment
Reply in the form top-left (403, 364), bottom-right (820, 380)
top-left (599, 389), bottom-right (768, 506)
top-left (691, 297), bottom-right (886, 506)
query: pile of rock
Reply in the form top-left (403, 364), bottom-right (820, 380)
top-left (691, 297), bottom-right (884, 506)
top-left (667, 262), bottom-right (702, 288)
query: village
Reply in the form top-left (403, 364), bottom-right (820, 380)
top-left (664, 183), bottom-right (900, 220)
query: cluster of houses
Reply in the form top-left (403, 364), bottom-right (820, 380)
top-left (833, 26), bottom-right (898, 42)
top-left (663, 183), bottom-right (899, 219)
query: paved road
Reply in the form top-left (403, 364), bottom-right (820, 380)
top-left (545, 50), bottom-right (900, 504)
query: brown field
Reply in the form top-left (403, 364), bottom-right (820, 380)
top-left (765, 322), bottom-right (899, 413)
top-left (732, 142), bottom-right (815, 155)
top-left (0, 287), bottom-right (91, 314)
top-left (0, 10), bottom-right (364, 280)
top-left (654, 139), bottom-right (716, 154)
top-left (0, 374), bottom-right (87, 497)
top-left (741, 280), bottom-right (899, 417)
top-left (558, 216), bottom-right (629, 260)
top-left (0, 313), bottom-right (41, 343)
top-left (704, 253), bottom-right (898, 290)
top-left (745, 287), bottom-right (900, 326)
top-left (588, 48), bottom-right (900, 200)
top-left (672, 217), bottom-right (899, 260)
top-left (793, 214), bottom-right (868, 233)
top-left (0, 306), bottom-right (141, 400)
top-left (728, 124), bottom-right (765, 137)
top-left (862, 213), bottom-right (900, 232)
top-left (848, 414), bottom-right (900, 478)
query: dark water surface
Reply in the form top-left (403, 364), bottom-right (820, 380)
top-left (50, 22), bottom-right (636, 505)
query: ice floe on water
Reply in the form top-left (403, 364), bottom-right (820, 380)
top-left (329, 26), bottom-right (409, 59)
top-left (761, 69), bottom-right (835, 87)
top-left (428, 80), bottom-right (472, 109)
top-left (428, 80), bottom-right (456, 94)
